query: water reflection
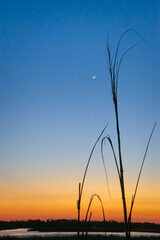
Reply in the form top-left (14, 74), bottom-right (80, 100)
top-left (0, 228), bottom-right (160, 237)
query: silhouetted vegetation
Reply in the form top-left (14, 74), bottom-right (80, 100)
top-left (1, 235), bottom-right (160, 240)
top-left (105, 30), bottom-right (156, 240)
top-left (77, 125), bottom-right (108, 240)
top-left (76, 30), bottom-right (156, 240)
top-left (0, 220), bottom-right (160, 233)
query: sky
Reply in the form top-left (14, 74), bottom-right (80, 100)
top-left (0, 0), bottom-right (160, 223)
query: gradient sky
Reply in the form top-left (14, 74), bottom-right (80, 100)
top-left (0, 0), bottom-right (160, 223)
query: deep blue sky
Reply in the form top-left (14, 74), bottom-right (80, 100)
top-left (0, 0), bottom-right (160, 221)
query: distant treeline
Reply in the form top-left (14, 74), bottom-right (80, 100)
top-left (0, 219), bottom-right (160, 233)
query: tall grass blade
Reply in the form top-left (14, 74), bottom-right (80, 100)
top-left (128, 123), bottom-right (156, 235)
top-left (77, 124), bottom-right (108, 240)
top-left (101, 137), bottom-right (111, 200)
top-left (116, 40), bottom-right (141, 91)
top-left (114, 29), bottom-right (152, 66)
top-left (85, 212), bottom-right (92, 240)
top-left (82, 194), bottom-right (106, 240)
top-left (106, 30), bottom-right (152, 240)
top-left (106, 135), bottom-right (120, 179)
top-left (80, 124), bottom-right (108, 202)
top-left (77, 183), bottom-right (81, 240)
top-left (107, 29), bottom-right (152, 97)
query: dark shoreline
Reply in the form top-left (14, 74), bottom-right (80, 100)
top-left (0, 220), bottom-right (160, 233)
top-left (1, 236), bottom-right (160, 240)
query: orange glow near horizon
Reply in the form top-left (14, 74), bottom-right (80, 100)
top-left (1, 176), bottom-right (160, 223)
top-left (1, 189), bottom-right (160, 223)
top-left (1, 0), bottom-right (160, 229)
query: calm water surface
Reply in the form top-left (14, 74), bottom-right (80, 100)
top-left (0, 228), bottom-right (160, 238)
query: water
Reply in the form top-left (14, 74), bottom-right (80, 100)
top-left (0, 228), bottom-right (160, 238)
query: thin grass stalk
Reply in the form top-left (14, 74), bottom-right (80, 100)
top-left (79, 124), bottom-right (108, 202)
top-left (127, 123), bottom-right (156, 238)
top-left (107, 30), bottom-right (153, 240)
top-left (104, 135), bottom-right (121, 179)
top-left (101, 137), bottom-right (111, 199)
top-left (77, 124), bottom-right (108, 240)
top-left (82, 196), bottom-right (93, 239)
top-left (82, 194), bottom-right (106, 240)
top-left (85, 212), bottom-right (92, 240)
top-left (114, 99), bottom-right (129, 240)
top-left (107, 40), bottom-right (128, 236)
top-left (116, 40), bottom-right (141, 87)
top-left (77, 183), bottom-right (81, 240)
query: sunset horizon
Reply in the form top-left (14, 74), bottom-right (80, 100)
top-left (0, 0), bottom-right (159, 235)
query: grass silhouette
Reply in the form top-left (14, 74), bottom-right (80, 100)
top-left (77, 30), bottom-right (156, 240)
top-left (77, 124), bottom-right (108, 240)
top-left (105, 29), bottom-right (156, 240)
